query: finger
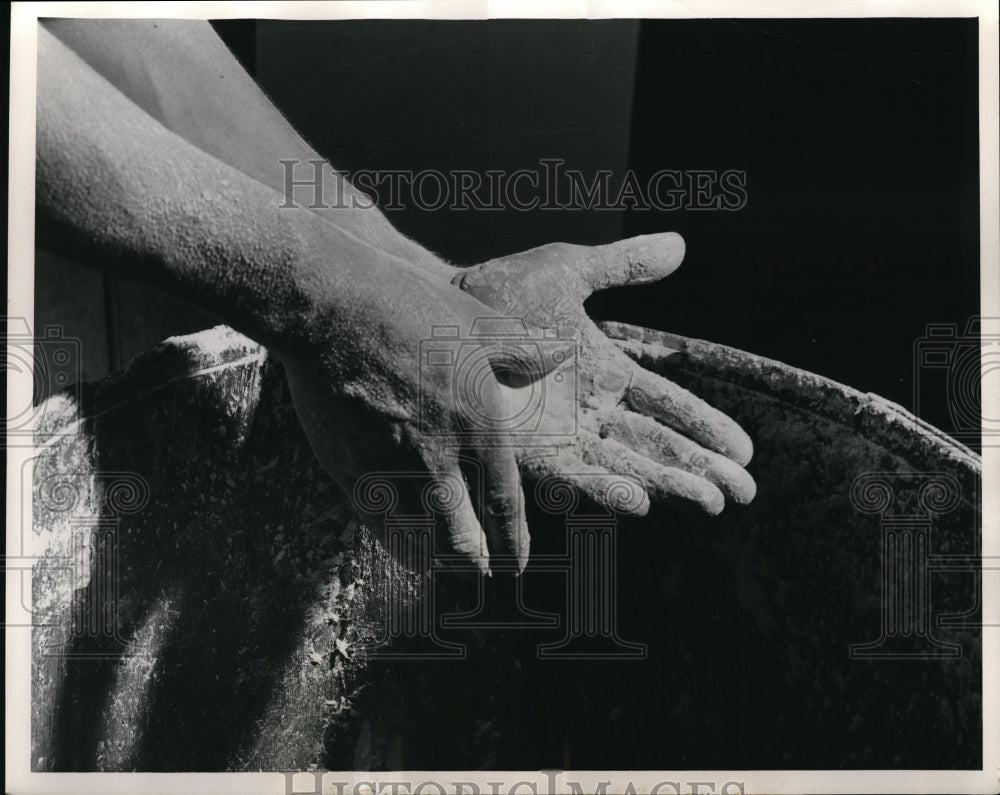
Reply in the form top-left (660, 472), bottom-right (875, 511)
top-left (626, 366), bottom-right (754, 466)
top-left (598, 321), bottom-right (687, 361)
top-left (601, 409), bottom-right (756, 505)
top-left (523, 450), bottom-right (651, 517)
top-left (578, 232), bottom-right (686, 295)
top-left (423, 465), bottom-right (491, 576)
top-left (581, 436), bottom-right (725, 516)
top-left (462, 438), bottom-right (529, 575)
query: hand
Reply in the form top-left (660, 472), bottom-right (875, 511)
top-left (275, 239), bottom-right (573, 576)
top-left (453, 233), bottom-right (755, 516)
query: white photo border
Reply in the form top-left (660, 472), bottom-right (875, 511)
top-left (7, 1), bottom-right (999, 793)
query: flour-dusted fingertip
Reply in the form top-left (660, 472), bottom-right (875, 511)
top-left (730, 428), bottom-right (754, 468)
top-left (619, 487), bottom-right (651, 517)
top-left (647, 231), bottom-right (686, 274)
top-left (620, 231), bottom-right (686, 283)
top-left (727, 463), bottom-right (757, 505)
top-left (700, 481), bottom-right (726, 516)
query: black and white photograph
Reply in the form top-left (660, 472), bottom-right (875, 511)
top-left (5, 2), bottom-right (999, 793)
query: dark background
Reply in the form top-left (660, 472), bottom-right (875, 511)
top-left (36, 19), bottom-right (981, 447)
top-left (223, 18), bottom-right (980, 443)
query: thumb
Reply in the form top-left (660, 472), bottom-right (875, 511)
top-left (578, 232), bottom-right (686, 295)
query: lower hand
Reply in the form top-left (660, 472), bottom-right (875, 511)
top-left (454, 233), bottom-right (755, 516)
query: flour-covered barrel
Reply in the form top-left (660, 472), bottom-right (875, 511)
top-left (32, 324), bottom-right (981, 771)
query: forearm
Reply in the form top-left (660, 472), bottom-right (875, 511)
top-left (36, 25), bottom-right (417, 355)
top-left (40, 17), bottom-right (459, 281)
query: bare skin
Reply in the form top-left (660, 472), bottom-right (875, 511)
top-left (36, 27), bottom-right (573, 574)
top-left (36, 20), bottom-right (756, 573)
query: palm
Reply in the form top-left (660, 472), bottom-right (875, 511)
top-left (456, 233), bottom-right (756, 516)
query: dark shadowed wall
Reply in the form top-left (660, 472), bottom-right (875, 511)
top-left (35, 18), bottom-right (980, 448)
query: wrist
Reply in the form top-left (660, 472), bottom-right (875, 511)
top-left (413, 253), bottom-right (462, 282)
top-left (279, 158), bottom-right (461, 284)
